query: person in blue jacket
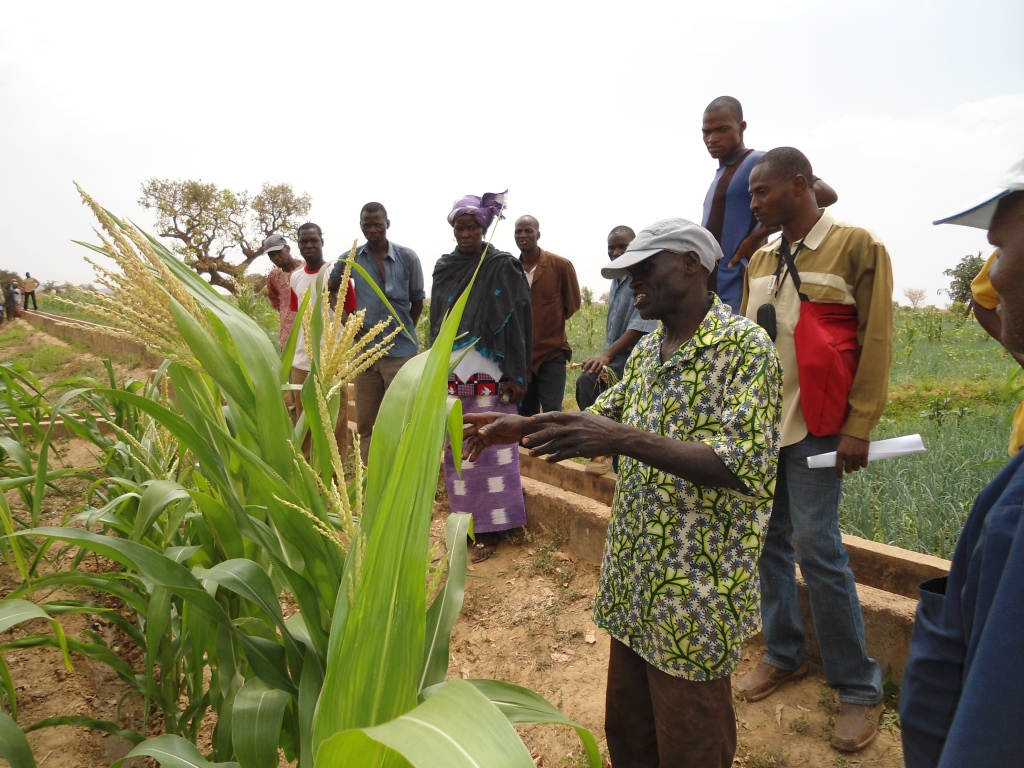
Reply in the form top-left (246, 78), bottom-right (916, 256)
top-left (900, 152), bottom-right (1024, 767)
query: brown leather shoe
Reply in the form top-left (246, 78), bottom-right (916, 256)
top-left (733, 661), bottom-right (809, 701)
top-left (831, 701), bottom-right (883, 752)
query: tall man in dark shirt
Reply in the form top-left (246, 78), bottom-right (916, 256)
top-left (515, 215), bottom-right (581, 416)
top-left (701, 96), bottom-right (837, 311)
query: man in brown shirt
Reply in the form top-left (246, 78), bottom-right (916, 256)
top-left (515, 215), bottom-right (581, 416)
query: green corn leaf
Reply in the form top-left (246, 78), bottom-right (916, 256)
top-left (188, 490), bottom-right (245, 560)
top-left (22, 715), bottom-right (144, 744)
top-left (0, 656), bottom-right (16, 720)
top-left (8, 528), bottom-right (295, 694)
top-left (342, 259), bottom-right (414, 344)
top-left (198, 559), bottom-right (304, 666)
top-left (5, 571), bottom-right (150, 615)
top-left (0, 600), bottom-right (73, 672)
top-left (232, 678), bottom-right (290, 768)
top-left (168, 300), bottom-right (257, 423)
top-left (117, 733), bottom-right (241, 768)
top-left (423, 679), bottom-right (601, 768)
top-left (312, 242), bottom-right (481, 753)
top-left (133, 481), bottom-right (191, 543)
top-left (0, 710), bottom-right (36, 768)
top-left (314, 678), bottom-right (534, 768)
top-left (418, 513), bottom-right (471, 691)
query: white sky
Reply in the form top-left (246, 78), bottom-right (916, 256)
top-left (2, 0), bottom-right (1022, 305)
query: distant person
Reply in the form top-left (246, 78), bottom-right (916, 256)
top-left (462, 218), bottom-right (781, 768)
top-left (430, 191), bottom-right (531, 562)
top-left (701, 96), bottom-right (837, 311)
top-left (969, 251), bottom-right (1024, 456)
top-left (11, 282), bottom-right (21, 319)
top-left (514, 215), bottom-right (581, 416)
top-left (575, 226), bottom-right (659, 475)
top-left (289, 223), bottom-right (355, 456)
top-left (736, 147), bottom-right (893, 752)
top-left (328, 202), bottom-right (425, 464)
top-left (3, 282), bottom-right (16, 322)
top-left (21, 273), bottom-right (38, 311)
top-left (900, 153), bottom-right (1024, 767)
top-left (263, 234), bottom-right (300, 350)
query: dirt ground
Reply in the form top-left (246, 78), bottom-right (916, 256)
top-left (0, 320), bottom-right (906, 766)
top-left (443, 517), bottom-right (905, 768)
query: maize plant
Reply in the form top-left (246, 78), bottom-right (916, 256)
top-left (0, 190), bottom-right (600, 768)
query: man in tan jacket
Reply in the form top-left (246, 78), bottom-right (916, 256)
top-left (737, 147), bottom-right (893, 753)
top-left (21, 273), bottom-right (38, 311)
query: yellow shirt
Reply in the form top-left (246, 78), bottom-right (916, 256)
top-left (742, 209), bottom-right (894, 447)
top-left (972, 251), bottom-right (1024, 456)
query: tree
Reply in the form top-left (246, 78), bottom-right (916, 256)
top-left (940, 251), bottom-right (985, 307)
top-left (903, 287), bottom-right (927, 308)
top-left (139, 179), bottom-right (311, 293)
top-left (581, 286), bottom-right (594, 306)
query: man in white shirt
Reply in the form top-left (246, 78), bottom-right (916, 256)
top-left (289, 222), bottom-right (350, 456)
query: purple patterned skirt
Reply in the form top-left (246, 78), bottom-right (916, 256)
top-left (444, 374), bottom-right (527, 534)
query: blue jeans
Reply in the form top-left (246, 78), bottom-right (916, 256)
top-left (759, 432), bottom-right (883, 705)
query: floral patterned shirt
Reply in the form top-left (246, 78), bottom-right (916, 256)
top-left (588, 296), bottom-right (781, 681)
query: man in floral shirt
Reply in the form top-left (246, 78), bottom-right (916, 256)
top-left (463, 218), bottom-right (781, 768)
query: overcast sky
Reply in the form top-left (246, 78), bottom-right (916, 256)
top-left (2, 0), bottom-right (1021, 304)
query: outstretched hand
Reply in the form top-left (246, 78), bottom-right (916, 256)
top-left (523, 411), bottom-right (623, 463)
top-left (462, 412), bottom-right (532, 462)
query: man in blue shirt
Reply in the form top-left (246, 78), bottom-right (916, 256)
top-left (576, 225), bottom-right (659, 475)
top-left (328, 202), bottom-right (425, 464)
top-left (900, 154), bottom-right (1024, 768)
top-left (701, 96), bottom-right (837, 311)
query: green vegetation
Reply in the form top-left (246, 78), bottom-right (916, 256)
top-left (0, 202), bottom-right (599, 767)
top-left (941, 252), bottom-right (986, 306)
top-left (751, 745), bottom-right (789, 767)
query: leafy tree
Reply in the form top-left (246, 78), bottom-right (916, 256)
top-left (139, 179), bottom-right (311, 293)
top-left (941, 251), bottom-right (985, 306)
top-left (581, 286), bottom-right (594, 306)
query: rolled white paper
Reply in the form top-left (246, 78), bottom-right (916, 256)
top-left (806, 434), bottom-right (926, 469)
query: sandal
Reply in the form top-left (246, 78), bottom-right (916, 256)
top-left (471, 532), bottom-right (500, 563)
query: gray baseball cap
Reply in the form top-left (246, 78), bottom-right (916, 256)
top-left (934, 153), bottom-right (1024, 229)
top-left (262, 234), bottom-right (288, 253)
top-left (602, 218), bottom-right (724, 279)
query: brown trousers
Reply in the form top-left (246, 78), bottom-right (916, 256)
top-left (605, 639), bottom-right (736, 768)
top-left (354, 355), bottom-right (411, 464)
top-left (289, 367), bottom-right (350, 459)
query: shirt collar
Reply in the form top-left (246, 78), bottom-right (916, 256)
top-left (651, 294), bottom-right (731, 368)
top-left (357, 241), bottom-right (397, 261)
top-left (766, 207), bottom-right (835, 253)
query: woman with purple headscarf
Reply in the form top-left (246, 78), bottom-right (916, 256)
top-left (431, 192), bottom-right (533, 561)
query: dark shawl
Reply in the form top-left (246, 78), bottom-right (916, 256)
top-left (430, 246), bottom-right (533, 389)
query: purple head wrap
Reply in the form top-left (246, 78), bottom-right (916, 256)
top-left (447, 190), bottom-right (508, 229)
